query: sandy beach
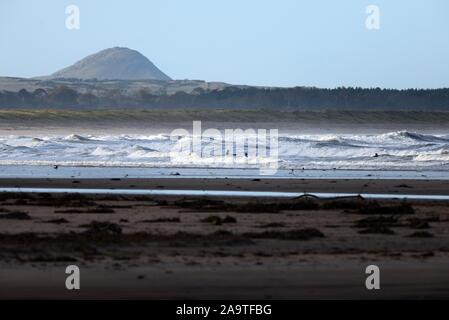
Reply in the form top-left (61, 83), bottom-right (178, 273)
top-left (1, 177), bottom-right (449, 194)
top-left (0, 178), bottom-right (448, 299)
top-left (2, 0), bottom-right (449, 307)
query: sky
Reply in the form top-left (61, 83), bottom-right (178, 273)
top-left (1, 0), bottom-right (448, 89)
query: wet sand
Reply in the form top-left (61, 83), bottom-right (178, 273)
top-left (0, 178), bottom-right (449, 299)
top-left (1, 177), bottom-right (449, 195)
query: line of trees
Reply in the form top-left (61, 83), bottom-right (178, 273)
top-left (1, 85), bottom-right (449, 110)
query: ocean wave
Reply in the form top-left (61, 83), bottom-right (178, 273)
top-left (63, 134), bottom-right (93, 142)
top-left (313, 139), bottom-right (363, 149)
top-left (0, 130), bottom-right (448, 170)
top-left (380, 130), bottom-right (449, 143)
top-left (90, 146), bottom-right (117, 156)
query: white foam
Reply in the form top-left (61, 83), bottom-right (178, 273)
top-left (0, 131), bottom-right (447, 170)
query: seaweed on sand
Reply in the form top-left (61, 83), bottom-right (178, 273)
top-left (0, 211), bottom-right (31, 220)
top-left (200, 215), bottom-right (237, 225)
top-left (173, 197), bottom-right (319, 213)
top-left (244, 228), bottom-right (324, 240)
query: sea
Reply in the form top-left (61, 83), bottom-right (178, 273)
top-left (0, 130), bottom-right (448, 179)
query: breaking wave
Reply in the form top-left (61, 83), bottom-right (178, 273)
top-left (0, 131), bottom-right (448, 170)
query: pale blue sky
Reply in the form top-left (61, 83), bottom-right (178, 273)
top-left (1, 0), bottom-right (448, 88)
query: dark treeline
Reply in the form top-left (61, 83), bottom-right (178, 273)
top-left (1, 85), bottom-right (449, 110)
